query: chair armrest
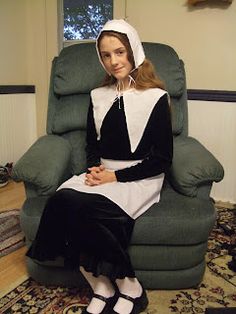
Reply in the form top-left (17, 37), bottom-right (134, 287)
top-left (169, 136), bottom-right (224, 197)
top-left (12, 135), bottom-right (72, 195)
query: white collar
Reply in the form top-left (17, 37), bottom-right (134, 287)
top-left (91, 86), bottom-right (167, 153)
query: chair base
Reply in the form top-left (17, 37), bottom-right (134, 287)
top-left (26, 257), bottom-right (205, 290)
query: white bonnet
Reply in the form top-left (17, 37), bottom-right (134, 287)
top-left (96, 19), bottom-right (145, 72)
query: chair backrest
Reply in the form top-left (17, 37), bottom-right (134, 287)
top-left (47, 42), bottom-right (188, 175)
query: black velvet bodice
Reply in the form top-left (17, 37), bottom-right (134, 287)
top-left (86, 93), bottom-right (173, 182)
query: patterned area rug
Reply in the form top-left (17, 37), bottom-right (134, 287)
top-left (0, 209), bottom-right (25, 258)
top-left (0, 207), bottom-right (236, 314)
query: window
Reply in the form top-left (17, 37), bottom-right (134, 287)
top-left (60, 0), bottom-right (113, 44)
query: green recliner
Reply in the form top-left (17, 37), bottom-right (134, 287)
top-left (12, 42), bottom-right (224, 289)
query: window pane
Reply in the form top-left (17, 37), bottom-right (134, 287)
top-left (63, 0), bottom-right (113, 40)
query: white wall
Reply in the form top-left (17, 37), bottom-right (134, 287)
top-left (25, 0), bottom-right (58, 137)
top-left (0, 94), bottom-right (37, 165)
top-left (0, 0), bottom-right (235, 202)
top-left (0, 0), bottom-right (58, 137)
top-left (188, 100), bottom-right (236, 203)
top-left (124, 1), bottom-right (236, 203)
top-left (0, 0), bottom-right (28, 84)
top-left (125, 0), bottom-right (236, 90)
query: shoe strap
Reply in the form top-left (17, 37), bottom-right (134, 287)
top-left (92, 293), bottom-right (109, 303)
top-left (119, 292), bottom-right (135, 303)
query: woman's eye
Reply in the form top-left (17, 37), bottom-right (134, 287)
top-left (117, 50), bottom-right (125, 55)
top-left (102, 54), bottom-right (110, 59)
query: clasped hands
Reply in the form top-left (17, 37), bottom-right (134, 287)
top-left (85, 165), bottom-right (117, 186)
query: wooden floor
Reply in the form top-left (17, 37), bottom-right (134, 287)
top-left (0, 180), bottom-right (26, 212)
top-left (0, 180), bottom-right (28, 297)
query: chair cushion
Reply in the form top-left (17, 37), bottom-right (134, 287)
top-left (54, 42), bottom-right (184, 98)
top-left (52, 94), bottom-right (89, 134)
top-left (132, 185), bottom-right (216, 245)
top-left (169, 94), bottom-right (185, 135)
top-left (21, 185), bottom-right (215, 246)
top-left (143, 43), bottom-right (184, 98)
top-left (62, 130), bottom-right (87, 175)
top-left (54, 43), bottom-right (105, 95)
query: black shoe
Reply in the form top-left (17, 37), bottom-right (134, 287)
top-left (112, 285), bottom-right (149, 314)
top-left (81, 293), bottom-right (118, 314)
top-left (0, 164), bottom-right (12, 188)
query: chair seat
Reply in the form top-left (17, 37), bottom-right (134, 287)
top-left (132, 185), bottom-right (216, 245)
top-left (21, 185), bottom-right (215, 248)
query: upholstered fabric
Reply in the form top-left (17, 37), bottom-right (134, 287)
top-left (170, 137), bottom-right (224, 197)
top-left (143, 43), bottom-right (184, 97)
top-left (52, 94), bottom-right (89, 134)
top-left (54, 44), bottom-right (104, 95)
top-left (21, 185), bottom-right (215, 247)
top-left (62, 130), bottom-right (87, 175)
top-left (13, 135), bottom-right (72, 195)
top-left (54, 42), bottom-right (184, 97)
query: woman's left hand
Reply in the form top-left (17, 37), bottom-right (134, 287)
top-left (85, 168), bottom-right (117, 186)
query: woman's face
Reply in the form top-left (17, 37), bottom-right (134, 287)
top-left (99, 35), bottom-right (133, 88)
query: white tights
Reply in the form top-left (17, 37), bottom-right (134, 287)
top-left (80, 267), bottom-right (115, 314)
top-left (114, 277), bottom-right (142, 313)
top-left (80, 267), bottom-right (142, 314)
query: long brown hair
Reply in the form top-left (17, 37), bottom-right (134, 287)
top-left (97, 31), bottom-right (165, 91)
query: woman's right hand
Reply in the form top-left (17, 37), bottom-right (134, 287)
top-left (85, 165), bottom-right (117, 186)
top-left (85, 165), bottom-right (105, 186)
top-left (87, 165), bottom-right (105, 174)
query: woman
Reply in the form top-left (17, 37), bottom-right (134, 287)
top-left (27, 19), bottom-right (173, 314)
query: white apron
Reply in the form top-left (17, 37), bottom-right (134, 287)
top-left (57, 158), bottom-right (164, 220)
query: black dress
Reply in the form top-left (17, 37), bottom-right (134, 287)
top-left (26, 89), bottom-right (173, 280)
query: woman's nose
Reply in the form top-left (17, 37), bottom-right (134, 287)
top-left (110, 54), bottom-right (118, 65)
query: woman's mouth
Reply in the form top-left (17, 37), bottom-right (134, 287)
top-left (113, 67), bottom-right (123, 73)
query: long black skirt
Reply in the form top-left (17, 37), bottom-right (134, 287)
top-left (26, 188), bottom-right (135, 280)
